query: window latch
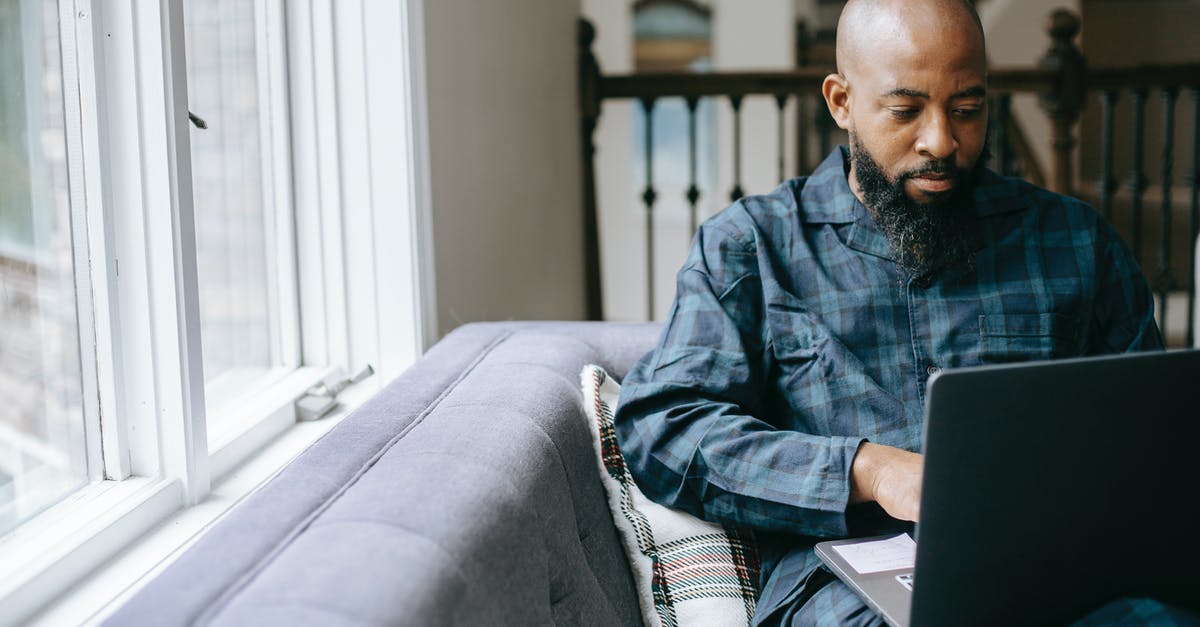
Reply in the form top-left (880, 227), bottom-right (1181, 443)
top-left (188, 110), bottom-right (208, 129)
top-left (295, 365), bottom-right (375, 421)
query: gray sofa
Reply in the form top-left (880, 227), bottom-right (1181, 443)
top-left (106, 321), bottom-right (662, 626)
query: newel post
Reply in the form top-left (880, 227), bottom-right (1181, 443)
top-left (794, 19), bottom-right (811, 175)
top-left (579, 18), bottom-right (603, 320)
top-left (1037, 8), bottom-right (1087, 197)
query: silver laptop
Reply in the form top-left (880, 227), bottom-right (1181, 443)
top-left (816, 348), bottom-right (1200, 627)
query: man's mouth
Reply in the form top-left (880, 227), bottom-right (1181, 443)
top-left (910, 173), bottom-right (956, 194)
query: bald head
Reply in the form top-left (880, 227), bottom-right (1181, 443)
top-left (836, 0), bottom-right (985, 80)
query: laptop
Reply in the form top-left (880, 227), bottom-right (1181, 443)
top-left (815, 349), bottom-right (1200, 627)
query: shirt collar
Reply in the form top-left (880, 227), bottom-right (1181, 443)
top-left (798, 146), bottom-right (860, 225)
top-left (969, 167), bottom-right (1029, 217)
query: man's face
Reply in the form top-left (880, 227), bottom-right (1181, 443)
top-left (836, 7), bottom-right (989, 207)
top-left (822, 2), bottom-right (990, 274)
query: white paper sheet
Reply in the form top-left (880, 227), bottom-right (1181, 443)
top-left (831, 533), bottom-right (916, 574)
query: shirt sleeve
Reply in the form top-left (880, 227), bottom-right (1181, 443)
top-left (613, 220), bottom-right (864, 538)
top-left (1089, 220), bottom-right (1164, 353)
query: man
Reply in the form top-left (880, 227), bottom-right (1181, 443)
top-left (613, 0), bottom-right (1173, 624)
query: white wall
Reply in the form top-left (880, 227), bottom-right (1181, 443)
top-left (423, 0), bottom-right (586, 337)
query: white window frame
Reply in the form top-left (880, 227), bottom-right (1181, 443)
top-left (0, 0), bottom-right (434, 623)
top-left (196, 0), bottom-right (313, 473)
top-left (197, 0), bottom-right (305, 454)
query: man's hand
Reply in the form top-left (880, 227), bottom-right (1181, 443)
top-left (849, 442), bottom-right (924, 522)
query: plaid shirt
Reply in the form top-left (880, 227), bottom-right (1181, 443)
top-left (614, 147), bottom-right (1162, 622)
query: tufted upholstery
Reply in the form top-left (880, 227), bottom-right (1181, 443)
top-left (105, 321), bottom-right (662, 626)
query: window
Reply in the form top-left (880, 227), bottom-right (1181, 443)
top-left (0, 0), bottom-right (432, 623)
top-left (183, 0), bottom-right (300, 445)
top-left (0, 0), bottom-right (89, 537)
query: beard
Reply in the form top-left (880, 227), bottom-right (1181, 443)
top-left (850, 133), bottom-right (984, 278)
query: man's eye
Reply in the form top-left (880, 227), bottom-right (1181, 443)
top-left (889, 108), bottom-right (918, 120)
top-left (953, 108), bottom-right (983, 119)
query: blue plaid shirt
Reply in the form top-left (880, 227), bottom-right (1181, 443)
top-left (614, 147), bottom-right (1161, 621)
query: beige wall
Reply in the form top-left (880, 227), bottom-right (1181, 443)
top-left (423, 0), bottom-right (586, 337)
top-left (1078, 0), bottom-right (1200, 186)
top-left (1082, 0), bottom-right (1200, 67)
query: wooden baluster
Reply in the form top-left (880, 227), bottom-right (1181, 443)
top-left (1130, 87), bottom-right (1149, 264)
top-left (794, 20), bottom-right (810, 176)
top-left (796, 96), bottom-right (809, 176)
top-left (578, 18), bottom-right (603, 320)
top-left (686, 96), bottom-right (701, 238)
top-left (817, 106), bottom-right (833, 160)
top-left (640, 97), bottom-right (658, 320)
top-left (1156, 87), bottom-right (1179, 328)
top-left (1188, 86), bottom-right (1200, 347)
top-left (992, 94), bottom-right (1012, 175)
top-left (1099, 89), bottom-right (1119, 222)
top-left (1037, 9), bottom-right (1086, 196)
top-left (776, 93), bottom-right (788, 184)
top-left (730, 94), bottom-right (745, 201)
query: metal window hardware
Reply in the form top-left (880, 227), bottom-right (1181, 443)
top-left (295, 365), bottom-right (375, 421)
top-left (188, 110), bottom-right (208, 129)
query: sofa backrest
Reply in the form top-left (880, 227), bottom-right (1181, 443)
top-left (105, 321), bottom-right (662, 626)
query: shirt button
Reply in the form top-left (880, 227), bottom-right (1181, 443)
top-left (927, 364), bottom-right (941, 376)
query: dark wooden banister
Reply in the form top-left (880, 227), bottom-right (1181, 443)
top-left (1085, 64), bottom-right (1200, 90)
top-left (599, 69), bottom-right (829, 99)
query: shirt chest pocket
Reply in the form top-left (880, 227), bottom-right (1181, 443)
top-left (978, 313), bottom-right (1077, 363)
top-left (766, 304), bottom-right (821, 364)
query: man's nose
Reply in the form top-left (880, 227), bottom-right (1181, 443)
top-left (915, 112), bottom-right (958, 160)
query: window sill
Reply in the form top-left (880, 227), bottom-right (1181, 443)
top-left (0, 477), bottom-right (180, 626)
top-left (18, 378), bottom-right (380, 627)
top-left (208, 366), bottom-right (334, 480)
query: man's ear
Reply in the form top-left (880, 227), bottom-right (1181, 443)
top-left (822, 73), bottom-right (852, 131)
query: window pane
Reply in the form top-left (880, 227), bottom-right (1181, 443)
top-left (185, 0), bottom-right (289, 425)
top-left (0, 0), bottom-right (89, 534)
